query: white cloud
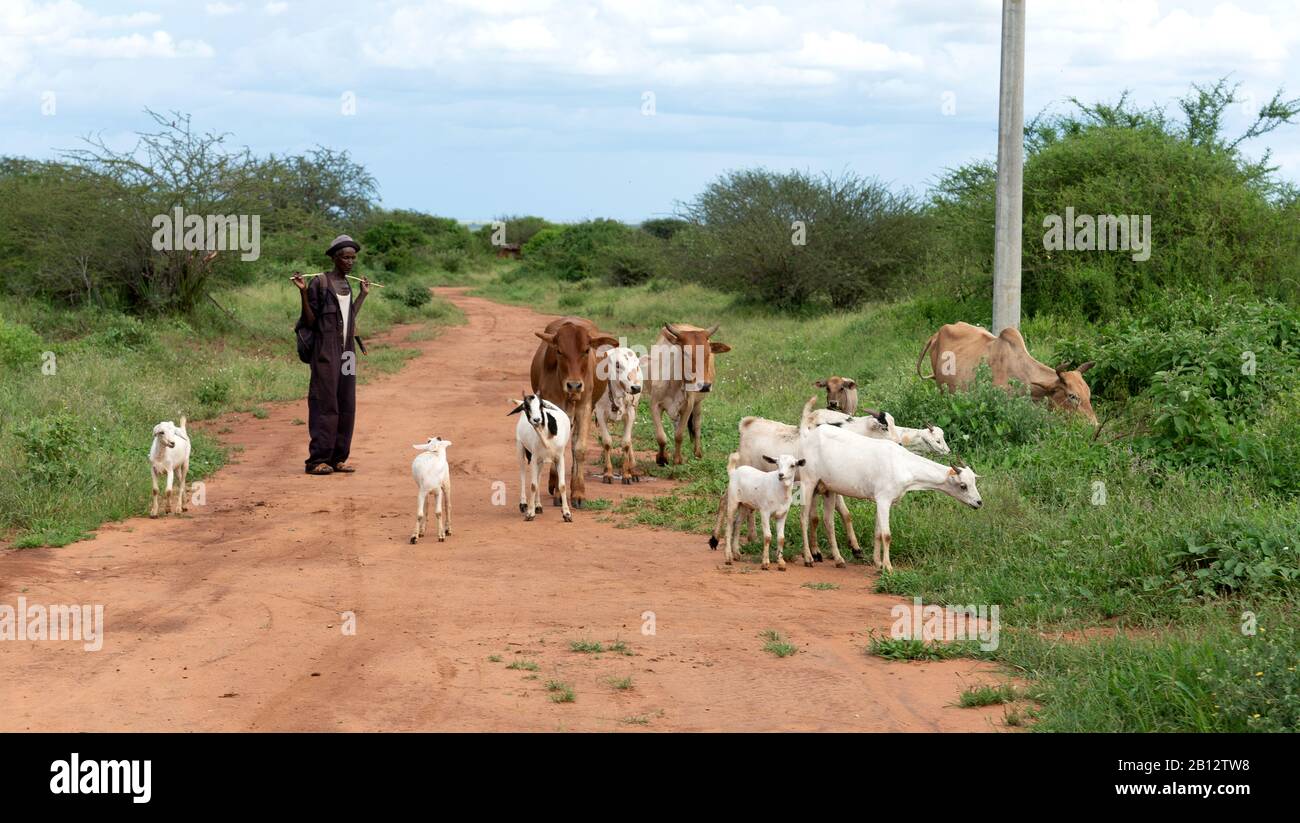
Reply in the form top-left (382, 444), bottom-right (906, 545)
top-left (264, 2), bottom-right (288, 15)
top-left (60, 30), bottom-right (214, 59)
top-left (205, 2), bottom-right (242, 15)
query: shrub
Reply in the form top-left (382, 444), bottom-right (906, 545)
top-left (0, 318), bottom-right (44, 370)
top-left (884, 364), bottom-right (1056, 453)
top-left (1200, 621), bottom-right (1300, 731)
top-left (15, 413), bottom-right (89, 486)
top-left (391, 282), bottom-right (432, 308)
top-left (1161, 515), bottom-right (1300, 600)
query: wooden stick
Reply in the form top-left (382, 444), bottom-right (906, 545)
top-left (291, 272), bottom-right (385, 288)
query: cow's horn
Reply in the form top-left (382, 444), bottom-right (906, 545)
top-left (706, 323), bottom-right (720, 337)
top-left (663, 323), bottom-right (681, 339)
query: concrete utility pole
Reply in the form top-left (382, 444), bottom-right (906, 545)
top-left (992, 0), bottom-right (1025, 334)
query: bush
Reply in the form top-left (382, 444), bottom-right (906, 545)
top-left (679, 169), bottom-right (929, 309)
top-left (0, 318), bottom-right (44, 370)
top-left (15, 413), bottom-right (89, 487)
top-left (521, 220), bottom-right (647, 282)
top-left (1160, 515), bottom-right (1300, 600)
top-left (640, 217), bottom-right (690, 240)
top-left (884, 364), bottom-right (1056, 453)
top-left (1200, 621), bottom-right (1300, 731)
top-left (390, 282), bottom-right (432, 308)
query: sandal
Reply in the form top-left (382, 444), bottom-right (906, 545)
top-left (307, 463), bottom-right (334, 475)
top-left (332, 462), bottom-right (356, 473)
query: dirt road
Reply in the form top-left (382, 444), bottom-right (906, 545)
top-left (0, 289), bottom-right (1006, 731)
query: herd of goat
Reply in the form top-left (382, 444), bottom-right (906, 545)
top-left (147, 316), bottom-right (1099, 573)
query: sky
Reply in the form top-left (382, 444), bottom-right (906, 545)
top-left (2, 0), bottom-right (1298, 223)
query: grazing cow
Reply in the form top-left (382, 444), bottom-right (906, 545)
top-left (530, 316), bottom-right (619, 506)
top-left (594, 347), bottom-right (644, 484)
top-left (814, 376), bottom-right (858, 414)
top-left (644, 323), bottom-right (731, 466)
top-left (917, 322), bottom-right (1097, 425)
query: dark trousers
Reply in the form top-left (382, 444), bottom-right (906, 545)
top-left (306, 349), bottom-right (357, 468)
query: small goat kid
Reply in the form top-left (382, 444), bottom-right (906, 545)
top-left (710, 452), bottom-right (804, 569)
top-left (797, 397), bottom-right (982, 570)
top-left (509, 391), bottom-right (574, 522)
top-left (410, 436), bottom-right (453, 543)
top-left (594, 346), bottom-right (644, 484)
top-left (149, 417), bottom-right (191, 517)
top-left (811, 409), bottom-right (949, 455)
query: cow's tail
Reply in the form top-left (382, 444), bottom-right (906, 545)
top-left (916, 333), bottom-right (939, 380)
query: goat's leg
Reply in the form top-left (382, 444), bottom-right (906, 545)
top-left (621, 410), bottom-right (638, 483)
top-left (517, 444), bottom-right (530, 516)
top-left (443, 479), bottom-right (452, 536)
top-left (773, 512), bottom-right (788, 571)
top-left (822, 491), bottom-right (846, 567)
top-left (722, 501), bottom-right (739, 565)
top-left (834, 494), bottom-right (863, 559)
top-left (876, 500), bottom-right (893, 571)
top-left (530, 459), bottom-right (544, 519)
top-left (760, 509), bottom-right (773, 570)
top-left (411, 490), bottom-right (426, 543)
top-left (150, 469), bottom-right (161, 518)
top-left (164, 469), bottom-right (176, 515)
top-left (797, 477), bottom-right (817, 566)
top-left (557, 453), bottom-right (573, 522)
top-left (709, 489), bottom-right (728, 550)
top-left (597, 412), bottom-right (615, 485)
top-left (435, 488), bottom-right (446, 542)
top-left (808, 489), bottom-right (824, 563)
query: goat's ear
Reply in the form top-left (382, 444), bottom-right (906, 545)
top-left (546, 413), bottom-right (558, 438)
top-left (1077, 360), bottom-right (1095, 374)
top-left (948, 466), bottom-right (959, 476)
top-left (762, 455), bottom-right (777, 464)
top-left (796, 458), bottom-right (806, 466)
top-left (710, 341), bottom-right (731, 354)
top-left (813, 379), bottom-right (828, 388)
top-left (828, 421), bottom-right (843, 427)
top-left (874, 411), bottom-right (887, 424)
top-left (507, 403), bottom-right (525, 416)
top-left (440, 440), bottom-right (453, 448)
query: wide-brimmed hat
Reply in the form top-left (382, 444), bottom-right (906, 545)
top-left (325, 235), bottom-right (361, 257)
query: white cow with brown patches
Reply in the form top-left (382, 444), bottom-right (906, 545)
top-left (594, 346), bottom-right (644, 484)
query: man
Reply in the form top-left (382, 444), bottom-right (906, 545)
top-left (292, 235), bottom-right (370, 475)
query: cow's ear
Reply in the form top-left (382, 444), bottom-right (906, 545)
top-left (1077, 361), bottom-right (1095, 374)
top-left (593, 334), bottom-right (620, 350)
top-left (710, 341), bottom-right (731, 354)
top-left (762, 455), bottom-right (777, 464)
top-left (535, 331), bottom-right (556, 345)
top-left (843, 379), bottom-right (856, 389)
top-left (813, 379), bottom-right (828, 388)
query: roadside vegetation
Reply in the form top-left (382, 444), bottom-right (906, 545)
top-left (454, 80), bottom-right (1300, 732)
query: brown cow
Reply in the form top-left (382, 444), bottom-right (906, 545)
top-left (917, 321), bottom-right (1097, 424)
top-left (530, 316), bottom-right (619, 506)
top-left (814, 376), bottom-right (858, 414)
top-left (644, 323), bottom-right (731, 466)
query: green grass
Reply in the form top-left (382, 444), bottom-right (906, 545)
top-left (0, 266), bottom-right (463, 547)
top-left (546, 680), bottom-right (576, 703)
top-left (487, 655), bottom-right (502, 663)
top-left (506, 659), bottom-right (540, 672)
top-left (607, 640), bottom-right (632, 656)
top-left (608, 676), bottom-right (634, 690)
top-left (569, 640), bottom-right (603, 653)
top-left (802, 582), bottom-right (839, 591)
top-left (867, 632), bottom-right (983, 661)
top-left (761, 630), bottom-right (797, 658)
top-left (460, 261), bottom-right (1300, 731)
top-left (959, 684), bottom-right (1019, 707)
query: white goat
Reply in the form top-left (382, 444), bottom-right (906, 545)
top-left (149, 417), bottom-right (191, 517)
top-left (510, 391), bottom-right (573, 522)
top-left (728, 412), bottom-right (895, 560)
top-left (796, 397), bottom-right (983, 570)
top-left (710, 451), bottom-right (804, 569)
top-left (812, 409), bottom-right (950, 454)
top-left (594, 347), bottom-right (644, 484)
top-left (410, 436), bottom-right (453, 544)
